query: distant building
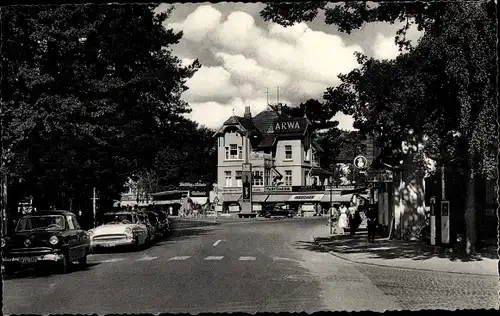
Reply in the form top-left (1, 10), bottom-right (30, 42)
top-left (213, 106), bottom-right (361, 215)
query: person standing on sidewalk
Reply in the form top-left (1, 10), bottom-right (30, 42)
top-left (338, 204), bottom-right (349, 235)
top-left (366, 206), bottom-right (378, 242)
top-left (348, 202), bottom-right (361, 235)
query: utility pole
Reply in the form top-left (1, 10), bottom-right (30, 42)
top-left (329, 176), bottom-right (333, 234)
top-left (0, 108), bottom-right (8, 237)
top-left (92, 187), bottom-right (100, 228)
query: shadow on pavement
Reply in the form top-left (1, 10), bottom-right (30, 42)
top-left (2, 262), bottom-right (100, 280)
top-left (306, 231), bottom-right (498, 263)
top-left (152, 227), bottom-right (219, 247)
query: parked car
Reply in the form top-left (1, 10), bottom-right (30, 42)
top-left (1, 210), bottom-right (91, 275)
top-left (88, 211), bottom-right (148, 250)
top-left (261, 204), bottom-right (295, 218)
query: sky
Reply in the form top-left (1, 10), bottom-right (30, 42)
top-left (155, 3), bottom-right (424, 131)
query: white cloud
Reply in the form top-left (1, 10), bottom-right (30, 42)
top-left (182, 66), bottom-right (238, 103)
top-left (372, 20), bottom-right (424, 60)
top-left (213, 12), bottom-right (263, 53)
top-left (168, 5), bottom-right (222, 42)
top-left (215, 52), bottom-right (289, 88)
top-left (169, 5), bottom-right (363, 130)
top-left (372, 34), bottom-right (400, 60)
top-left (181, 57), bottom-right (195, 67)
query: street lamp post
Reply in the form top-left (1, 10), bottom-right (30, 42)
top-left (329, 175), bottom-right (333, 235)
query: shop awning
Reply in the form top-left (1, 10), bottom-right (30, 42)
top-left (152, 200), bottom-right (181, 205)
top-left (310, 167), bottom-right (333, 176)
top-left (252, 195), bottom-right (269, 202)
top-left (341, 187), bottom-right (369, 195)
top-left (222, 193), bottom-right (242, 202)
top-left (266, 195), bottom-right (291, 202)
top-left (321, 194), bottom-right (354, 203)
top-left (289, 194), bottom-right (324, 202)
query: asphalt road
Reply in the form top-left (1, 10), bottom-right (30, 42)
top-left (2, 218), bottom-right (498, 314)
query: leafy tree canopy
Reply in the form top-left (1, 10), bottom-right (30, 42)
top-left (1, 4), bottom-right (202, 213)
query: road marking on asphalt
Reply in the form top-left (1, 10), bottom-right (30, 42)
top-left (168, 256), bottom-right (191, 261)
top-left (213, 239), bottom-right (224, 247)
top-left (136, 255), bottom-right (158, 261)
top-left (204, 256), bottom-right (224, 261)
top-left (238, 256), bottom-right (256, 261)
top-left (272, 256), bottom-right (301, 262)
top-left (100, 258), bottom-right (125, 263)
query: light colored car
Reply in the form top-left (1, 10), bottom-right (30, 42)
top-left (88, 211), bottom-right (148, 250)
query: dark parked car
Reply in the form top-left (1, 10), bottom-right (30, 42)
top-left (1, 210), bottom-right (91, 275)
top-left (261, 205), bottom-right (295, 218)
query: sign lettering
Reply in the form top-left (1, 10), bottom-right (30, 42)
top-left (273, 119), bottom-right (306, 134)
top-left (265, 186), bottom-right (292, 192)
top-left (189, 190), bottom-right (209, 197)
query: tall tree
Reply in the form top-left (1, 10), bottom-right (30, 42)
top-left (261, 1), bottom-right (497, 253)
top-left (1, 5), bottom-right (200, 220)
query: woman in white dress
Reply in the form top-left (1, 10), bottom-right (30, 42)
top-left (338, 204), bottom-right (349, 235)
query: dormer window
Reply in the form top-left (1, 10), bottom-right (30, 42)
top-left (225, 144), bottom-right (243, 160)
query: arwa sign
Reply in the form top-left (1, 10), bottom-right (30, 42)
top-left (273, 119), bottom-right (307, 134)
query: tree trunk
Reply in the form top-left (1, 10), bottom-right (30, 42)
top-left (464, 160), bottom-right (477, 255)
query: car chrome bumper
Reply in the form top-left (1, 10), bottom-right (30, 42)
top-left (91, 238), bottom-right (135, 248)
top-left (3, 253), bottom-right (64, 264)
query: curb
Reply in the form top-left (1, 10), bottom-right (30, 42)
top-left (313, 237), bottom-right (498, 277)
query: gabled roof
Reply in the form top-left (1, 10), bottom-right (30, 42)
top-left (253, 110), bottom-right (280, 134)
top-left (214, 115), bottom-right (259, 137)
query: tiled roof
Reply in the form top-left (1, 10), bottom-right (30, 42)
top-left (253, 110), bottom-right (280, 134)
top-left (255, 135), bottom-right (276, 149)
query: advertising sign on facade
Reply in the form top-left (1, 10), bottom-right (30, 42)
top-left (353, 155), bottom-right (368, 169)
top-left (273, 119), bottom-right (307, 134)
top-left (289, 194), bottom-right (323, 201)
top-left (292, 186), bottom-right (325, 192)
top-left (189, 190), bottom-right (209, 197)
top-left (265, 186), bottom-right (292, 192)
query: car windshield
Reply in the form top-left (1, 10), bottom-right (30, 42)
top-left (16, 215), bottom-right (65, 232)
top-left (102, 213), bottom-right (135, 225)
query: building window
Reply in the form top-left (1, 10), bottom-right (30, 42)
top-left (235, 171), bottom-right (242, 187)
top-left (252, 170), bottom-right (264, 186)
top-left (265, 170), bottom-right (270, 186)
top-left (226, 144), bottom-right (242, 160)
top-left (285, 145), bottom-right (292, 160)
top-left (225, 171), bottom-right (232, 187)
top-left (285, 170), bottom-right (292, 186)
top-left (238, 146), bottom-right (243, 159)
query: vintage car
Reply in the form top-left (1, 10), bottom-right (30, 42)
top-left (261, 204), bottom-right (295, 219)
top-left (1, 210), bottom-right (91, 275)
top-left (88, 211), bottom-right (148, 250)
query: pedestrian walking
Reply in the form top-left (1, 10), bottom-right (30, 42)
top-left (366, 206), bottom-right (378, 242)
top-left (338, 204), bottom-right (349, 235)
top-left (348, 202), bottom-right (361, 235)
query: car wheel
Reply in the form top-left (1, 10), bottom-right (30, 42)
top-left (78, 253), bottom-right (87, 269)
top-left (59, 253), bottom-right (71, 274)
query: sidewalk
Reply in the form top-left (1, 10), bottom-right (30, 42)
top-left (313, 229), bottom-right (498, 276)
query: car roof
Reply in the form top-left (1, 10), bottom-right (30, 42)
top-left (103, 211), bottom-right (135, 215)
top-left (26, 210), bottom-right (75, 216)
